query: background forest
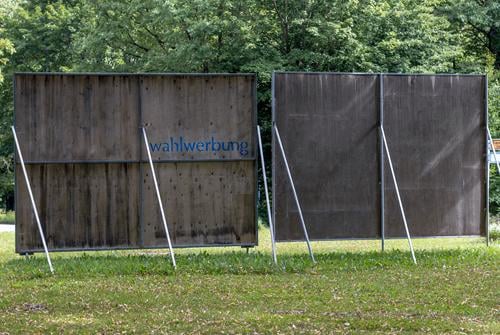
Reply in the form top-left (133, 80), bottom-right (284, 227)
top-left (0, 0), bottom-right (499, 216)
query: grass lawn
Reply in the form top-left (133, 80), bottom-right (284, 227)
top-left (0, 227), bottom-right (498, 334)
top-left (0, 211), bottom-right (14, 224)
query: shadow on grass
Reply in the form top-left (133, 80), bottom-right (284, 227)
top-left (3, 247), bottom-right (497, 280)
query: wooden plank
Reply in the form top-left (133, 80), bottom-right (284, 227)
top-left (383, 75), bottom-right (486, 237)
top-left (140, 75), bottom-right (256, 161)
top-left (14, 74), bottom-right (140, 162)
top-left (141, 161), bottom-right (256, 246)
top-left (16, 163), bottom-right (141, 252)
top-left (273, 73), bottom-right (380, 240)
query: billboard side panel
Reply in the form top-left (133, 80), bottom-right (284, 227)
top-left (383, 75), bottom-right (486, 237)
top-left (14, 74), bottom-right (141, 162)
top-left (273, 73), bottom-right (380, 240)
top-left (16, 163), bottom-right (141, 252)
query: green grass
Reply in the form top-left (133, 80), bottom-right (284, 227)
top-left (0, 211), bottom-right (14, 224)
top-left (490, 222), bottom-right (500, 241)
top-left (0, 227), bottom-right (498, 334)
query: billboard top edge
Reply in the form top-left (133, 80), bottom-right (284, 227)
top-left (14, 72), bottom-right (257, 77)
top-left (273, 71), bottom-right (486, 77)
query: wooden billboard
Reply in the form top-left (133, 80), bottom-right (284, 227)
top-left (382, 75), bottom-right (486, 237)
top-left (273, 72), bottom-right (487, 240)
top-left (273, 73), bottom-right (380, 240)
top-left (15, 73), bottom-right (257, 253)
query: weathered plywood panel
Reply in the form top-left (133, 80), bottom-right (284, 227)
top-left (141, 75), bottom-right (256, 161)
top-left (273, 73), bottom-right (380, 240)
top-left (383, 75), bottom-right (486, 237)
top-left (15, 74), bottom-right (141, 162)
top-left (15, 73), bottom-right (258, 253)
top-left (273, 73), bottom-right (486, 241)
top-left (141, 161), bottom-right (256, 246)
top-left (16, 163), bottom-right (141, 253)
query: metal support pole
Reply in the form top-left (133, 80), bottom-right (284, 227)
top-left (487, 127), bottom-right (498, 244)
top-left (271, 72), bottom-right (277, 241)
top-left (485, 77), bottom-right (490, 246)
top-left (273, 125), bottom-right (315, 263)
top-left (142, 127), bottom-right (176, 269)
top-left (380, 126), bottom-right (417, 264)
top-left (486, 131), bottom-right (490, 246)
top-left (487, 128), bottom-right (500, 174)
top-left (11, 126), bottom-right (54, 274)
top-left (379, 73), bottom-right (385, 252)
top-left (257, 126), bottom-right (277, 264)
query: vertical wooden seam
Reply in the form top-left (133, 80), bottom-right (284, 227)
top-left (379, 73), bottom-right (385, 250)
top-left (139, 75), bottom-right (144, 248)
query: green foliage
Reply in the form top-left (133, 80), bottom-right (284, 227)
top-left (73, 0), bottom-right (270, 73)
top-left (488, 75), bottom-right (500, 136)
top-left (0, 1), bottom-right (16, 83)
top-left (0, 210), bottom-right (14, 224)
top-left (0, 79), bottom-right (13, 208)
top-left (0, 37), bottom-right (15, 84)
top-left (0, 0), bottom-right (499, 215)
top-left (359, 0), bottom-right (461, 72)
top-left (488, 73), bottom-right (500, 215)
top-left (0, 0), bottom-right (84, 208)
top-left (443, 0), bottom-right (500, 70)
top-left (72, 0), bottom-right (471, 73)
top-left (490, 165), bottom-right (500, 215)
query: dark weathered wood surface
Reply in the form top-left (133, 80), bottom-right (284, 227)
top-left (141, 75), bottom-right (256, 161)
top-left (15, 73), bottom-right (257, 253)
top-left (383, 75), bottom-right (486, 237)
top-left (273, 73), bottom-right (486, 240)
top-left (142, 161), bottom-right (256, 247)
top-left (273, 73), bottom-right (380, 240)
top-left (16, 163), bottom-right (141, 252)
top-left (15, 74), bottom-right (140, 162)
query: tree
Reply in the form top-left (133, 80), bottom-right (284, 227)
top-left (444, 0), bottom-right (500, 70)
top-left (0, 0), bottom-right (497, 217)
top-left (0, 0), bottom-right (83, 209)
top-left (356, 0), bottom-right (464, 73)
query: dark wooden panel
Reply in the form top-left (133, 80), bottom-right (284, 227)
top-left (140, 75), bottom-right (256, 161)
top-left (14, 74), bottom-right (140, 162)
top-left (273, 73), bottom-right (380, 240)
top-left (383, 75), bottom-right (486, 237)
top-left (16, 163), bottom-right (141, 253)
top-left (15, 73), bottom-right (258, 252)
top-left (141, 161), bottom-right (256, 246)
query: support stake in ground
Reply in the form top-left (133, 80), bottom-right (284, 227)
top-left (11, 126), bottom-right (54, 274)
top-left (142, 127), bottom-right (177, 269)
top-left (257, 125), bottom-right (277, 264)
top-left (380, 126), bottom-right (417, 264)
top-left (274, 124), bottom-right (315, 263)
